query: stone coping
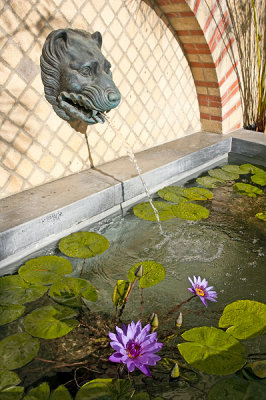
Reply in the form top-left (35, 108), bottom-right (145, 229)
top-left (0, 129), bottom-right (265, 273)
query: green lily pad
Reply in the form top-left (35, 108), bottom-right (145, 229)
top-left (0, 305), bottom-right (25, 326)
top-left (219, 300), bottom-right (266, 340)
top-left (0, 275), bottom-right (47, 305)
top-left (196, 176), bottom-right (224, 188)
top-left (178, 326), bottom-right (246, 375)
top-left (23, 382), bottom-right (50, 400)
top-left (0, 370), bottom-right (21, 391)
top-left (132, 393), bottom-right (150, 400)
top-left (19, 256), bottom-right (72, 285)
top-left (157, 186), bottom-right (188, 203)
top-left (239, 163), bottom-right (264, 174)
top-left (172, 202), bottom-right (209, 221)
top-left (0, 386), bottom-right (24, 400)
top-left (221, 165), bottom-right (247, 175)
top-left (256, 211), bottom-right (266, 221)
top-left (50, 385), bottom-right (73, 400)
top-left (251, 171), bottom-right (266, 186)
top-left (59, 232), bottom-right (109, 258)
top-left (24, 304), bottom-right (79, 339)
top-left (112, 280), bottom-right (130, 307)
top-left (0, 332), bottom-right (39, 370)
top-left (133, 201), bottom-right (178, 221)
top-left (49, 277), bottom-right (98, 307)
top-left (76, 379), bottom-right (132, 400)
top-left (208, 376), bottom-right (266, 400)
top-left (127, 261), bottom-right (165, 288)
top-left (246, 360), bottom-right (266, 378)
top-left (233, 183), bottom-right (264, 197)
top-left (183, 187), bottom-right (213, 201)
top-left (208, 168), bottom-right (239, 181)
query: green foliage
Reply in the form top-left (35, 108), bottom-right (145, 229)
top-left (208, 168), bottom-right (239, 181)
top-left (221, 165), bottom-right (247, 175)
top-left (133, 201), bottom-right (179, 221)
top-left (0, 370), bottom-right (21, 391)
top-left (246, 360), bottom-right (266, 378)
top-left (183, 187), bottom-right (213, 200)
top-left (50, 386), bottom-right (72, 400)
top-left (49, 277), bottom-right (98, 308)
top-left (208, 376), bottom-right (266, 400)
top-left (0, 386), bottom-right (24, 400)
top-left (0, 333), bottom-right (39, 370)
top-left (0, 305), bottom-right (25, 326)
top-left (178, 327), bottom-right (246, 375)
top-left (157, 186), bottom-right (188, 203)
top-left (233, 182), bottom-right (264, 197)
top-left (132, 393), bottom-right (150, 400)
top-left (75, 379), bottom-right (132, 400)
top-left (196, 176), bottom-right (224, 188)
top-left (256, 211), bottom-right (266, 221)
top-left (219, 300), bottom-right (266, 339)
top-left (112, 280), bottom-right (130, 307)
top-left (24, 304), bottom-right (79, 339)
top-left (251, 171), bottom-right (266, 186)
top-left (0, 275), bottom-right (47, 305)
top-left (239, 164), bottom-right (264, 174)
top-left (59, 232), bottom-right (109, 258)
top-left (172, 202), bottom-right (209, 221)
top-left (23, 382), bottom-right (50, 400)
top-left (127, 261), bottom-right (165, 288)
top-left (19, 256), bottom-right (72, 285)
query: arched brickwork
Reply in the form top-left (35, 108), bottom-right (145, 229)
top-left (152, 0), bottom-right (243, 133)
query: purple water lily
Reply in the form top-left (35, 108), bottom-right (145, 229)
top-left (109, 320), bottom-right (163, 377)
top-left (188, 276), bottom-right (217, 307)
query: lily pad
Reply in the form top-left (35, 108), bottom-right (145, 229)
top-left (0, 305), bottom-right (25, 326)
top-left (178, 326), bottom-right (246, 375)
top-left (112, 280), bottom-right (130, 307)
top-left (239, 163), bottom-right (264, 174)
top-left (23, 382), bottom-right (50, 400)
top-left (221, 165), bottom-right (247, 175)
top-left (172, 202), bottom-right (209, 221)
top-left (0, 275), bottom-right (48, 305)
top-left (256, 211), bottom-right (266, 221)
top-left (196, 176), bottom-right (224, 188)
top-left (0, 386), bottom-right (24, 400)
top-left (24, 304), bottom-right (79, 339)
top-left (0, 370), bottom-right (21, 391)
top-left (59, 232), bottom-right (109, 258)
top-left (251, 171), bottom-right (266, 186)
top-left (76, 379), bottom-right (132, 400)
top-left (127, 261), bottom-right (165, 288)
top-left (50, 385), bottom-right (73, 400)
top-left (246, 360), bottom-right (266, 378)
top-left (233, 182), bottom-right (264, 198)
top-left (208, 168), bottom-right (239, 181)
top-left (183, 187), bottom-right (213, 201)
top-left (19, 256), bottom-right (72, 285)
top-left (157, 186), bottom-right (188, 203)
top-left (0, 332), bottom-right (39, 370)
top-left (219, 300), bottom-right (266, 339)
top-left (208, 376), bottom-right (266, 400)
top-left (133, 201), bottom-right (178, 221)
top-left (49, 277), bottom-right (98, 307)
top-left (132, 393), bottom-right (150, 400)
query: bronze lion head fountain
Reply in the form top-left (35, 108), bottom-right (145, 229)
top-left (40, 29), bottom-right (121, 126)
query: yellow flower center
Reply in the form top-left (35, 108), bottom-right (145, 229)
top-left (196, 288), bottom-right (205, 296)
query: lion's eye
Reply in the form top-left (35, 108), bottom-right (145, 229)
top-left (80, 67), bottom-right (92, 76)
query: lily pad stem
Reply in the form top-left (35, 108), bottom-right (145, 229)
top-left (162, 295), bottom-right (196, 323)
top-left (118, 278), bottom-right (138, 319)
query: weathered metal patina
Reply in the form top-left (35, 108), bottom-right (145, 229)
top-left (40, 29), bottom-right (121, 125)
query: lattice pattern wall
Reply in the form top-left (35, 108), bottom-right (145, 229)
top-left (0, 0), bottom-right (200, 199)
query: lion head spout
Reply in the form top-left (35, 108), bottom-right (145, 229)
top-left (40, 29), bottom-right (121, 125)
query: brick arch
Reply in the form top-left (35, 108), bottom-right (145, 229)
top-left (150, 0), bottom-right (243, 133)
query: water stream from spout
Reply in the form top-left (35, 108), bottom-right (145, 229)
top-left (102, 114), bottom-right (165, 236)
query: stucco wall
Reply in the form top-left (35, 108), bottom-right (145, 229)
top-left (0, 0), bottom-right (200, 199)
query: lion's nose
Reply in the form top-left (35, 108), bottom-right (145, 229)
top-left (108, 91), bottom-right (121, 105)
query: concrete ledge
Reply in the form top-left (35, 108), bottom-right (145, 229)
top-left (0, 129), bottom-right (265, 273)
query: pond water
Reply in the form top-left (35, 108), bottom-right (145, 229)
top-left (1, 159), bottom-right (266, 399)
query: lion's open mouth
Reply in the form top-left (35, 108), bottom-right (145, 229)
top-left (58, 92), bottom-right (106, 124)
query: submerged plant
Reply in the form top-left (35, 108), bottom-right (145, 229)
top-left (188, 276), bottom-right (217, 307)
top-left (109, 320), bottom-right (163, 376)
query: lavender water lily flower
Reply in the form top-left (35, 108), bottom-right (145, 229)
top-left (109, 320), bottom-right (163, 377)
top-left (188, 276), bottom-right (217, 307)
